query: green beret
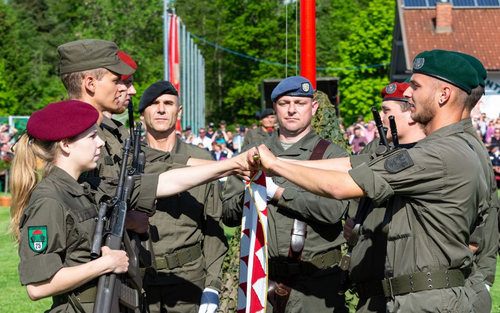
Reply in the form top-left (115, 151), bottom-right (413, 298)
top-left (412, 50), bottom-right (479, 94)
top-left (450, 52), bottom-right (486, 87)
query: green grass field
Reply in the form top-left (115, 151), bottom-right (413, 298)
top-left (2, 207), bottom-right (500, 312)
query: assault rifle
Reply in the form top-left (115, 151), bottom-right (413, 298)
top-left (339, 108), bottom-right (398, 294)
top-left (92, 138), bottom-right (143, 313)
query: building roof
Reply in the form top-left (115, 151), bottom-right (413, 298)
top-left (403, 8), bottom-right (500, 70)
top-left (391, 0), bottom-right (500, 81)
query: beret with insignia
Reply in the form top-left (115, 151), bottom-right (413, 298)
top-left (271, 76), bottom-right (314, 102)
top-left (381, 82), bottom-right (410, 102)
top-left (412, 49), bottom-right (479, 94)
top-left (58, 39), bottom-right (135, 75)
top-left (450, 52), bottom-right (486, 87)
top-left (118, 51), bottom-right (137, 81)
top-left (27, 100), bottom-right (99, 141)
top-left (139, 81), bottom-right (179, 112)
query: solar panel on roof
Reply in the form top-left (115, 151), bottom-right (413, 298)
top-left (404, 0), bottom-right (500, 7)
top-left (453, 0), bottom-right (476, 6)
top-left (403, 0), bottom-right (428, 7)
top-left (477, 0), bottom-right (500, 6)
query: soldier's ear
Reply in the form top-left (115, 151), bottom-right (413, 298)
top-left (311, 100), bottom-right (319, 116)
top-left (59, 139), bottom-right (71, 154)
top-left (437, 86), bottom-right (452, 105)
top-left (83, 75), bottom-right (97, 94)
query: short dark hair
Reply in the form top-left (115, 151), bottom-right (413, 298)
top-left (465, 85), bottom-right (485, 113)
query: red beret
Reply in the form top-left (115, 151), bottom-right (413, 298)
top-left (380, 82), bottom-right (410, 102)
top-left (118, 51), bottom-right (137, 81)
top-left (27, 100), bottom-right (99, 141)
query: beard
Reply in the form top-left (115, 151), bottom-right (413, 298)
top-left (410, 95), bottom-right (435, 127)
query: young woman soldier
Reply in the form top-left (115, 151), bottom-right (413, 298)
top-left (10, 100), bottom-right (250, 312)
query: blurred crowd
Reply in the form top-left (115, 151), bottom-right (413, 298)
top-left (176, 120), bottom-right (254, 161)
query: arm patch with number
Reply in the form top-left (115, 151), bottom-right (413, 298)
top-left (384, 150), bottom-right (414, 174)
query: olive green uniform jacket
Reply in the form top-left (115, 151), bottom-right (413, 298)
top-left (463, 118), bottom-right (499, 285)
top-left (348, 139), bottom-right (416, 313)
top-left (142, 138), bottom-right (227, 293)
top-left (462, 118), bottom-right (498, 313)
top-left (81, 116), bottom-right (160, 214)
top-left (223, 130), bottom-right (350, 313)
top-left (349, 122), bottom-right (486, 312)
top-left (241, 126), bottom-right (271, 149)
top-left (18, 167), bottom-right (100, 313)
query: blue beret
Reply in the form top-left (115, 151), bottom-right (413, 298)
top-left (271, 76), bottom-right (314, 102)
top-left (139, 81), bottom-right (179, 112)
top-left (412, 50), bottom-right (479, 94)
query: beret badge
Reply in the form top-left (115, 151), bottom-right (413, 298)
top-left (385, 84), bottom-right (397, 94)
top-left (413, 58), bottom-right (425, 70)
top-left (301, 82), bottom-right (310, 93)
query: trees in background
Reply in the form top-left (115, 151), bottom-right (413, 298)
top-left (0, 0), bottom-right (395, 126)
top-left (326, 0), bottom-right (395, 125)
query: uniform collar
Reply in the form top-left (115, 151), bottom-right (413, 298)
top-left (49, 166), bottom-right (89, 196)
top-left (100, 115), bottom-right (120, 133)
top-left (461, 117), bottom-right (474, 132)
top-left (141, 142), bottom-right (172, 163)
top-left (418, 122), bottom-right (464, 144)
top-left (268, 129), bottom-right (318, 154)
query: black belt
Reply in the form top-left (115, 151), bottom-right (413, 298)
top-left (155, 242), bottom-right (202, 270)
top-left (269, 249), bottom-right (342, 277)
top-left (356, 268), bottom-right (471, 299)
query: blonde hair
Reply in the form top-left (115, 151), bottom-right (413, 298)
top-left (9, 135), bottom-right (59, 243)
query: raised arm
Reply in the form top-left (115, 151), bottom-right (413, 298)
top-left (249, 145), bottom-right (364, 200)
top-left (156, 151), bottom-right (248, 197)
top-left (278, 156), bottom-right (352, 173)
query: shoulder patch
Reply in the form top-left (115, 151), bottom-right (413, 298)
top-left (28, 226), bottom-right (48, 253)
top-left (384, 150), bottom-right (414, 174)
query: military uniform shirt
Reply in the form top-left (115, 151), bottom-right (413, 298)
top-left (463, 117), bottom-right (499, 285)
top-left (224, 129), bottom-right (349, 265)
top-left (349, 122), bottom-right (486, 312)
top-left (143, 138), bottom-right (227, 291)
top-left (18, 167), bottom-right (98, 312)
top-left (241, 127), bottom-right (271, 149)
top-left (84, 116), bottom-right (160, 213)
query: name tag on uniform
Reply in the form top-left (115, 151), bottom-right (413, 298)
top-left (384, 150), bottom-right (414, 174)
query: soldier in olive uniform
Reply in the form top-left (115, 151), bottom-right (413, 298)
top-left (57, 40), bottom-right (236, 211)
top-left (250, 50), bottom-right (487, 312)
top-left (455, 52), bottom-right (498, 313)
top-left (57, 39), bottom-right (159, 215)
top-left (224, 76), bottom-right (350, 312)
top-left (12, 100), bottom-right (129, 312)
top-left (241, 108), bottom-right (276, 148)
top-left (138, 81), bottom-right (228, 313)
top-left (344, 82), bottom-right (426, 312)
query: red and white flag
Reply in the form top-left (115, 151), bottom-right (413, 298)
top-left (168, 14), bottom-right (180, 95)
top-left (168, 14), bottom-right (182, 132)
top-left (238, 171), bottom-right (268, 313)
